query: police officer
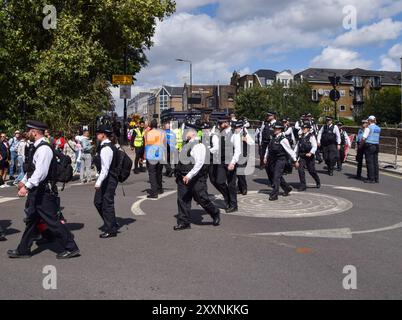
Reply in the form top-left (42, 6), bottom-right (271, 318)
top-left (336, 122), bottom-right (351, 172)
top-left (264, 124), bottom-right (299, 201)
top-left (163, 121), bottom-right (176, 177)
top-left (215, 117), bottom-right (242, 213)
top-left (208, 120), bottom-right (221, 193)
top-left (355, 119), bottom-right (369, 180)
top-left (260, 112), bottom-right (277, 183)
top-left (317, 116), bottom-right (341, 176)
top-left (282, 118), bottom-right (296, 148)
top-left (236, 118), bottom-right (254, 196)
top-left (93, 125), bottom-right (120, 238)
top-left (174, 128), bottom-right (220, 231)
top-left (8, 120), bottom-right (80, 259)
top-left (362, 116), bottom-right (381, 184)
top-left (295, 123), bottom-right (321, 191)
top-left (132, 121), bottom-right (146, 174)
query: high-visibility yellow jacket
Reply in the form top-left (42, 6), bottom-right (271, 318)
top-left (133, 128), bottom-right (145, 148)
top-left (173, 128), bottom-right (183, 151)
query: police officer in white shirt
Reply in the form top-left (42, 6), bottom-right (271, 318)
top-left (93, 125), bottom-right (119, 238)
top-left (214, 117), bottom-right (242, 213)
top-left (174, 128), bottom-right (220, 231)
top-left (317, 116), bottom-right (341, 176)
top-left (264, 124), bottom-right (299, 201)
top-left (8, 120), bottom-right (80, 259)
top-left (294, 123), bottom-right (321, 191)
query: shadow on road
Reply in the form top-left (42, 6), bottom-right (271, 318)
top-left (0, 220), bottom-right (21, 236)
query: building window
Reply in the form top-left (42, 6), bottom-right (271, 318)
top-left (312, 89), bottom-right (319, 102)
top-left (340, 105), bottom-right (346, 112)
top-left (159, 88), bottom-right (169, 112)
top-left (248, 80), bottom-right (253, 88)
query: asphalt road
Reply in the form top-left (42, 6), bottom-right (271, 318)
top-left (0, 161), bottom-right (402, 300)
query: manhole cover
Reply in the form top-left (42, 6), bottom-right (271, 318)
top-left (210, 191), bottom-right (353, 218)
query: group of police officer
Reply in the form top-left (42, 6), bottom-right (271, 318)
top-left (0, 112), bottom-right (382, 256)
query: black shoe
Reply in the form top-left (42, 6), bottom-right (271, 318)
top-left (354, 176), bottom-right (362, 180)
top-left (375, 180), bottom-right (380, 184)
top-left (316, 183), bottom-right (321, 189)
top-left (158, 189), bottom-right (164, 195)
top-left (0, 234), bottom-right (6, 242)
top-left (9, 176), bottom-right (15, 181)
top-left (269, 195), bottom-right (278, 201)
top-left (241, 191), bottom-right (247, 196)
top-left (298, 186), bottom-right (307, 192)
top-left (99, 232), bottom-right (117, 239)
top-left (337, 167), bottom-right (342, 172)
top-left (329, 171), bottom-right (334, 176)
top-left (56, 249), bottom-right (80, 259)
top-left (283, 187), bottom-right (292, 197)
top-left (147, 194), bottom-right (158, 199)
top-left (173, 224), bottom-right (191, 231)
top-left (133, 169), bottom-right (140, 174)
top-left (211, 211), bottom-right (221, 226)
top-left (225, 207), bottom-right (238, 213)
top-left (7, 249), bottom-right (32, 259)
top-left (364, 179), bottom-right (375, 184)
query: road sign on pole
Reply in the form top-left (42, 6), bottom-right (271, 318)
top-left (330, 89), bottom-right (341, 102)
top-left (112, 75), bottom-right (133, 86)
top-left (120, 85), bottom-right (131, 100)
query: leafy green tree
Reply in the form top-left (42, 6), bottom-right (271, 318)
top-left (234, 86), bottom-right (270, 120)
top-left (0, 0), bottom-right (175, 133)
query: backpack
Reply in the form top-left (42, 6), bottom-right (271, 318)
top-left (54, 149), bottom-right (74, 184)
top-left (95, 143), bottom-right (133, 183)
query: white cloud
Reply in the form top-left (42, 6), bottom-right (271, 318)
top-left (380, 43), bottom-right (402, 70)
top-left (334, 19), bottom-right (402, 47)
top-left (176, 0), bottom-right (217, 12)
top-left (310, 46), bottom-right (372, 69)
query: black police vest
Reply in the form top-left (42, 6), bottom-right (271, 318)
top-left (209, 134), bottom-right (218, 164)
top-left (321, 125), bottom-right (337, 146)
top-left (176, 141), bottom-right (207, 177)
top-left (93, 143), bottom-right (117, 175)
top-left (25, 141), bottom-right (57, 185)
top-left (298, 133), bottom-right (313, 155)
top-left (262, 121), bottom-right (275, 143)
top-left (268, 135), bottom-right (287, 159)
top-left (340, 130), bottom-right (346, 146)
top-left (220, 130), bottom-right (234, 164)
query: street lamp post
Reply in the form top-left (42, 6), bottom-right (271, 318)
top-left (176, 59), bottom-right (192, 110)
top-left (400, 57), bottom-right (402, 126)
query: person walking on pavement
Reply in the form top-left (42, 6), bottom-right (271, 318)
top-left (295, 123), bottom-right (321, 191)
top-left (8, 130), bottom-right (21, 180)
top-left (260, 112), bottom-right (277, 172)
top-left (317, 116), bottom-right (341, 176)
top-left (282, 118), bottom-right (296, 148)
top-left (174, 128), bottom-right (221, 231)
top-left (264, 124), bottom-right (299, 201)
top-left (80, 130), bottom-right (93, 183)
top-left (336, 122), bottom-right (351, 172)
top-left (236, 118), bottom-right (254, 196)
top-left (15, 132), bottom-right (28, 184)
top-left (131, 121), bottom-right (146, 174)
top-left (355, 119), bottom-right (369, 180)
top-left (7, 120), bottom-right (80, 259)
top-left (362, 116), bottom-right (381, 184)
top-left (145, 119), bottom-right (164, 199)
top-left (163, 121), bottom-right (176, 177)
top-left (93, 125), bottom-right (120, 238)
top-left (0, 133), bottom-right (9, 186)
top-left (214, 117), bottom-right (241, 213)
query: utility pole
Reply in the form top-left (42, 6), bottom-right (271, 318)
top-left (176, 59), bottom-right (192, 110)
top-left (123, 47), bottom-right (128, 144)
top-left (400, 57), bottom-right (402, 126)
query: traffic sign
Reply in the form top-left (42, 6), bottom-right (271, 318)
top-left (120, 85), bottom-right (131, 99)
top-left (112, 74), bottom-right (133, 86)
top-left (330, 89), bottom-right (341, 102)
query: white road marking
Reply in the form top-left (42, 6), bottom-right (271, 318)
top-left (0, 196), bottom-right (19, 204)
top-left (131, 190), bottom-right (177, 216)
top-left (251, 222), bottom-right (402, 239)
top-left (322, 185), bottom-right (388, 196)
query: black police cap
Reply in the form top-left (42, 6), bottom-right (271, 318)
top-left (26, 120), bottom-right (48, 131)
top-left (302, 123), bottom-right (312, 129)
top-left (326, 116), bottom-right (333, 121)
top-left (266, 111), bottom-right (277, 116)
top-left (96, 125), bottom-right (113, 134)
top-left (273, 124), bottom-right (285, 130)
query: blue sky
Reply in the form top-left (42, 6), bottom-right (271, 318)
top-left (113, 0), bottom-right (402, 113)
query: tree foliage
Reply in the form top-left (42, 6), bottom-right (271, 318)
top-left (235, 80), bottom-right (322, 121)
top-left (0, 0), bottom-right (175, 133)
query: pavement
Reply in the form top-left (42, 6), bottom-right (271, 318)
top-left (1, 157), bottom-right (402, 300)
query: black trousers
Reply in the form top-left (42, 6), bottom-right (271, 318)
top-left (147, 161), bottom-right (163, 195)
top-left (209, 164), bottom-right (220, 192)
top-left (269, 157), bottom-right (291, 198)
top-left (356, 144), bottom-right (364, 177)
top-left (298, 156), bottom-right (320, 187)
top-left (18, 186), bottom-right (78, 254)
top-left (265, 160), bottom-right (274, 186)
top-left (365, 144), bottom-right (379, 182)
top-left (322, 144), bottom-right (338, 172)
top-left (134, 146), bottom-right (144, 170)
top-left (94, 175), bottom-right (118, 233)
top-left (176, 174), bottom-right (218, 225)
top-left (315, 147), bottom-right (323, 162)
top-left (215, 164), bottom-right (237, 209)
top-left (164, 147), bottom-right (173, 175)
top-left (337, 145), bottom-right (345, 169)
top-left (0, 223), bottom-right (5, 235)
top-left (237, 174), bottom-right (247, 194)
